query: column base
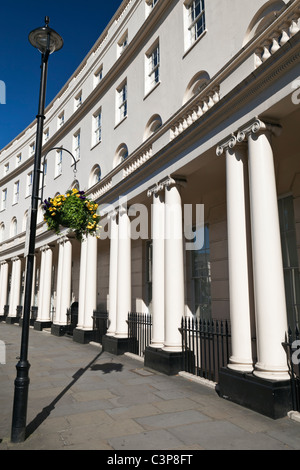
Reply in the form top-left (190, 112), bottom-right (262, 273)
top-left (102, 335), bottom-right (131, 355)
top-left (6, 316), bottom-right (19, 325)
top-left (73, 328), bottom-right (95, 344)
top-left (144, 346), bottom-right (183, 376)
top-left (218, 367), bottom-right (292, 419)
top-left (34, 321), bottom-right (52, 331)
top-left (51, 324), bottom-right (69, 337)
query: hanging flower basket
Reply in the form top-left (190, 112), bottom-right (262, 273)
top-left (42, 188), bottom-right (101, 240)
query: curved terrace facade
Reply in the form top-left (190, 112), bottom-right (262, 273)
top-left (1, 0), bottom-right (300, 418)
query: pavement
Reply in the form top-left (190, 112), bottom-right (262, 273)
top-left (0, 321), bottom-right (300, 453)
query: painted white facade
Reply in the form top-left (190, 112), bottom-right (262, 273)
top-left (1, 0), bottom-right (300, 412)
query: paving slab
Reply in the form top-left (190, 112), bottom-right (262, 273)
top-left (0, 322), bottom-right (300, 452)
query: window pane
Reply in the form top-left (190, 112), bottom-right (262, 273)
top-left (278, 196), bottom-right (300, 328)
top-left (192, 224), bottom-right (211, 319)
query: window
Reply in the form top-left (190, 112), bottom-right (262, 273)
top-left (146, 240), bottom-right (153, 306)
top-left (4, 163), bottom-right (9, 176)
top-left (43, 128), bottom-right (49, 143)
top-left (73, 130), bottom-right (81, 161)
top-left (146, 41), bottom-right (160, 93)
top-left (114, 144), bottom-right (129, 168)
top-left (74, 91), bottom-right (82, 110)
top-left (55, 149), bottom-right (62, 177)
top-left (185, 0), bottom-right (206, 48)
top-left (191, 224), bottom-right (211, 319)
top-left (29, 142), bottom-right (35, 157)
top-left (93, 109), bottom-right (102, 146)
top-left (89, 165), bottom-right (101, 187)
top-left (279, 196), bottom-right (300, 330)
top-left (58, 112), bottom-right (65, 128)
top-left (94, 65), bottom-right (103, 87)
top-left (13, 181), bottom-right (20, 204)
top-left (146, 0), bottom-right (159, 16)
top-left (117, 31), bottom-right (128, 57)
top-left (26, 171), bottom-right (33, 196)
top-left (22, 211), bottom-right (28, 232)
top-left (143, 114), bottom-right (162, 141)
top-left (16, 154), bottom-right (22, 167)
top-left (10, 218), bottom-right (17, 238)
top-left (0, 223), bottom-right (4, 242)
top-left (1, 189), bottom-right (7, 211)
top-left (116, 81), bottom-right (127, 123)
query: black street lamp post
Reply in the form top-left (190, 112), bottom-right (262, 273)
top-left (11, 17), bottom-right (63, 443)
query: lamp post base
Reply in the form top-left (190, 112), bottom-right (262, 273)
top-left (11, 359), bottom-right (30, 443)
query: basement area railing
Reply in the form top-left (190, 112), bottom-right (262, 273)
top-left (179, 316), bottom-right (231, 383)
top-left (282, 326), bottom-right (300, 412)
top-left (127, 312), bottom-right (152, 357)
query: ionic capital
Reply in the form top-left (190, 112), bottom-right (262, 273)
top-left (237, 118), bottom-right (281, 142)
top-left (216, 134), bottom-right (237, 156)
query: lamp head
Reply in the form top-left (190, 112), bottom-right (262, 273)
top-left (28, 17), bottom-right (63, 55)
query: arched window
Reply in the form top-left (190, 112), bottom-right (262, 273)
top-left (69, 180), bottom-right (80, 191)
top-left (89, 164), bottom-right (101, 187)
top-left (143, 114), bottom-right (162, 141)
top-left (243, 1), bottom-right (286, 46)
top-left (10, 218), bottom-right (17, 238)
top-left (183, 71), bottom-right (210, 105)
top-left (0, 223), bottom-right (5, 242)
top-left (113, 144), bottom-right (129, 168)
top-left (37, 204), bottom-right (43, 224)
top-left (22, 211), bottom-right (28, 232)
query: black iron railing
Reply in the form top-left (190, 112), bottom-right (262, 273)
top-left (179, 316), bottom-right (231, 383)
top-left (283, 326), bottom-right (300, 412)
top-left (127, 312), bottom-right (152, 357)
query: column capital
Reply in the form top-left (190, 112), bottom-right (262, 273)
top-left (237, 117), bottom-right (281, 142)
top-left (40, 244), bottom-right (52, 252)
top-left (147, 176), bottom-right (186, 197)
top-left (11, 256), bottom-right (20, 262)
top-left (147, 182), bottom-right (164, 197)
top-left (216, 134), bottom-right (237, 156)
top-left (57, 234), bottom-right (70, 245)
top-left (0, 260), bottom-right (8, 266)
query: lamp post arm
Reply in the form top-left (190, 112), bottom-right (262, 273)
top-left (40, 147), bottom-right (78, 202)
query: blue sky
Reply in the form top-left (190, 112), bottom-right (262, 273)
top-left (0, 0), bottom-right (123, 151)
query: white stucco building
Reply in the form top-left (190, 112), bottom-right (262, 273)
top-left (1, 0), bottom-right (300, 418)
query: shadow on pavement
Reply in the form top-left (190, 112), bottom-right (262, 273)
top-left (25, 350), bottom-right (103, 440)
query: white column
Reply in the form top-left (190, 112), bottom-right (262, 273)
top-left (148, 186), bottom-right (165, 348)
top-left (163, 178), bottom-right (185, 352)
top-left (217, 137), bottom-right (253, 372)
top-left (8, 257), bottom-right (21, 318)
top-left (54, 239), bottom-right (63, 324)
top-left (37, 249), bottom-right (46, 320)
top-left (239, 119), bottom-right (289, 381)
top-left (55, 237), bottom-right (72, 325)
top-left (107, 212), bottom-right (118, 336)
top-left (115, 206), bottom-right (131, 337)
top-left (0, 261), bottom-right (8, 314)
top-left (37, 246), bottom-right (52, 323)
top-left (83, 235), bottom-right (97, 330)
top-left (78, 236), bottom-right (87, 329)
